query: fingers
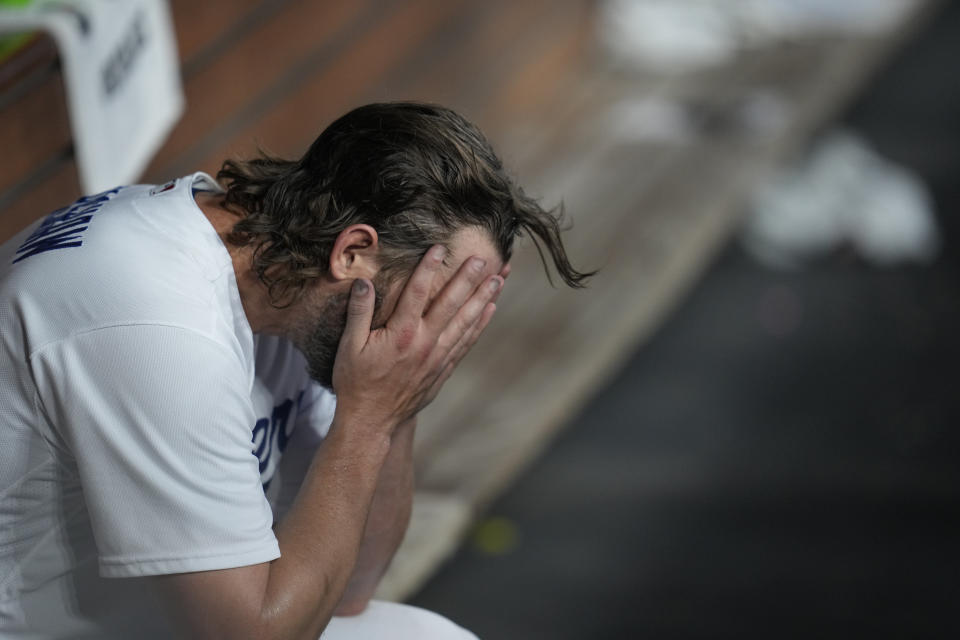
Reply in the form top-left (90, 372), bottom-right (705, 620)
top-left (423, 256), bottom-right (490, 332)
top-left (338, 278), bottom-right (375, 356)
top-left (389, 245), bottom-right (447, 328)
top-left (467, 301), bottom-right (499, 349)
top-left (443, 299), bottom-right (497, 371)
top-left (426, 300), bottom-right (498, 402)
top-left (433, 274), bottom-right (501, 359)
top-left (443, 273), bottom-right (503, 365)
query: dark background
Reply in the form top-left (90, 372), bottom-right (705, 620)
top-left (411, 4), bottom-right (960, 638)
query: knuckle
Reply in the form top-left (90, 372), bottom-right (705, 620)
top-left (394, 325), bottom-right (418, 351)
top-left (406, 282), bottom-right (429, 303)
top-left (436, 333), bottom-right (457, 353)
top-left (417, 342), bottom-right (433, 361)
top-left (467, 257), bottom-right (486, 275)
top-left (412, 335), bottom-right (436, 363)
top-left (462, 299), bottom-right (484, 323)
top-left (347, 302), bottom-right (367, 317)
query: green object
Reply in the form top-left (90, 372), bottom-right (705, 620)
top-left (0, 0), bottom-right (33, 62)
top-left (0, 33), bottom-right (34, 62)
top-left (470, 516), bottom-right (521, 556)
top-left (0, 0), bottom-right (38, 63)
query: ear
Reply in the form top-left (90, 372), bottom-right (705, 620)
top-left (328, 224), bottom-right (380, 281)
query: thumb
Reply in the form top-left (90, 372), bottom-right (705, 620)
top-left (339, 278), bottom-right (374, 355)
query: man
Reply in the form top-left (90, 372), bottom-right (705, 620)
top-left (0, 102), bottom-right (590, 638)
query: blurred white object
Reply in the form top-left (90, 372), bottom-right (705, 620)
top-left (0, 0), bottom-right (183, 194)
top-left (600, 0), bottom-right (739, 72)
top-left (742, 130), bottom-right (940, 268)
top-left (745, 0), bottom-right (918, 37)
top-left (736, 90), bottom-right (792, 137)
top-left (599, 0), bottom-right (919, 72)
top-left (604, 95), bottom-right (696, 144)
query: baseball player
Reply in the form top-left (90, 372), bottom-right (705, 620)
top-left (0, 102), bottom-right (590, 638)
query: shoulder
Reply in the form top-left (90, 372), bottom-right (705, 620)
top-left (2, 175), bottom-right (242, 355)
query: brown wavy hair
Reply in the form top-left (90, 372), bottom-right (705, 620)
top-left (217, 102), bottom-right (593, 306)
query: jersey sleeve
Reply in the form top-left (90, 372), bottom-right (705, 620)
top-left (30, 324), bottom-right (280, 578)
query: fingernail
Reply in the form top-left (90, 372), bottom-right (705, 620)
top-left (471, 257), bottom-right (487, 272)
top-left (489, 277), bottom-right (502, 292)
top-left (353, 278), bottom-right (368, 295)
top-left (432, 245), bottom-right (447, 261)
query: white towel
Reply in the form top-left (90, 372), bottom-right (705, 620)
top-left (0, 0), bottom-right (184, 193)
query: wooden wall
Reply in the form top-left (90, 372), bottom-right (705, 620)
top-left (0, 0), bottom-right (594, 242)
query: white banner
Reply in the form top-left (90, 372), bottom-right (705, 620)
top-left (0, 0), bottom-right (184, 193)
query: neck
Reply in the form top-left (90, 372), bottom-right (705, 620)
top-left (195, 193), bottom-right (289, 335)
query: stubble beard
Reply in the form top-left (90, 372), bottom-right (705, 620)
top-left (295, 280), bottom-right (386, 392)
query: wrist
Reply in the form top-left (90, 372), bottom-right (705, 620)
top-left (326, 409), bottom-right (394, 461)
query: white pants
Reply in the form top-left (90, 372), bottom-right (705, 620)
top-left (321, 601), bottom-right (479, 639)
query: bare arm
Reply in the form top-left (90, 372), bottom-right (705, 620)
top-left (155, 412), bottom-right (391, 640)
top-left (154, 247), bottom-right (502, 639)
top-left (333, 416), bottom-right (416, 616)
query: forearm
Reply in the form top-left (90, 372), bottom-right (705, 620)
top-left (156, 410), bottom-right (393, 640)
top-left (259, 412), bottom-right (394, 638)
top-left (334, 417), bottom-right (416, 615)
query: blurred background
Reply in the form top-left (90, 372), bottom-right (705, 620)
top-left (1, 0), bottom-right (957, 637)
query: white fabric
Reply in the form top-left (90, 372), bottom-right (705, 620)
top-left (0, 173), bottom-right (335, 638)
top-left (0, 0), bottom-right (184, 193)
top-left (598, 0), bottom-right (919, 73)
top-left (324, 601), bottom-right (479, 640)
top-left (742, 129), bottom-right (940, 269)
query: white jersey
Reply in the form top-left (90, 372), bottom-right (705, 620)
top-left (0, 173), bottom-right (336, 638)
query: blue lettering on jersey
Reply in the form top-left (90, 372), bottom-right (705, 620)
top-left (13, 187), bottom-right (122, 264)
top-left (252, 391), bottom-right (307, 487)
top-left (102, 11), bottom-right (147, 97)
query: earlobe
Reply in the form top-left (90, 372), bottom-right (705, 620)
top-left (329, 224), bottom-right (380, 281)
